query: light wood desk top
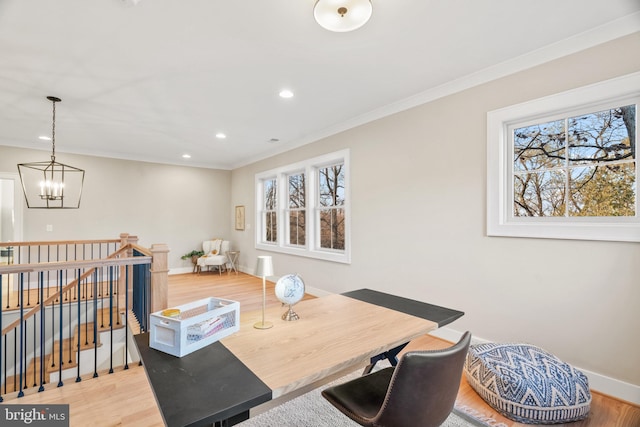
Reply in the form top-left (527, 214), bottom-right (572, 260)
top-left (136, 290), bottom-right (460, 426)
top-left (221, 293), bottom-right (438, 398)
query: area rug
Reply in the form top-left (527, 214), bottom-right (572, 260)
top-left (237, 365), bottom-right (508, 427)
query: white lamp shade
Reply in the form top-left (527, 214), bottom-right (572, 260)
top-left (255, 256), bottom-right (274, 277)
top-left (313, 0), bottom-right (372, 32)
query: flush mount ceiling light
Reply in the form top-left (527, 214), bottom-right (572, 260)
top-left (17, 96), bottom-right (85, 209)
top-left (313, 0), bottom-right (372, 32)
top-left (279, 89), bottom-right (294, 99)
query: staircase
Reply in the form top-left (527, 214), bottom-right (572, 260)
top-left (0, 234), bottom-right (167, 402)
top-left (2, 307), bottom-right (130, 396)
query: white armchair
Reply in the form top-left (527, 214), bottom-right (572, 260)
top-left (196, 239), bottom-right (230, 275)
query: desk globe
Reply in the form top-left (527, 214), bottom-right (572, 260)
top-left (275, 274), bottom-right (305, 321)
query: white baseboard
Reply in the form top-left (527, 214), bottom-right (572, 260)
top-left (169, 267), bottom-right (193, 275)
top-left (305, 286), bottom-right (332, 297)
top-left (429, 327), bottom-right (640, 406)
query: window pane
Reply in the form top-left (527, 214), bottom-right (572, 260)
top-left (264, 179), bottom-right (277, 210)
top-left (318, 164), bottom-right (345, 207)
top-left (514, 120), bottom-right (565, 172)
top-left (288, 210), bottom-right (306, 245)
top-left (512, 104), bottom-right (636, 219)
top-left (568, 105), bottom-right (635, 165)
top-left (319, 208), bottom-right (345, 250)
top-left (265, 211), bottom-right (277, 243)
top-left (568, 163), bottom-right (636, 216)
top-left (288, 173), bottom-right (305, 208)
top-left (514, 170), bottom-right (566, 217)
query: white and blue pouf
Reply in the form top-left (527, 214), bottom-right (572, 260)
top-left (464, 343), bottom-right (591, 424)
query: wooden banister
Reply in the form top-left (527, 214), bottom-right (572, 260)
top-left (0, 239), bottom-right (120, 247)
top-left (1, 247), bottom-right (151, 337)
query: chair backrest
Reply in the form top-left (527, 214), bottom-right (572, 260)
top-left (374, 331), bottom-right (471, 427)
top-left (203, 239), bottom-right (225, 255)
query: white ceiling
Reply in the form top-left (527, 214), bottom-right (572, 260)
top-left (1, 0), bottom-right (639, 170)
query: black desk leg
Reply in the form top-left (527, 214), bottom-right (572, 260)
top-left (362, 343), bottom-right (409, 375)
top-left (214, 410), bottom-right (250, 427)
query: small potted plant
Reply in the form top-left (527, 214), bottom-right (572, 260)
top-left (181, 250), bottom-right (205, 263)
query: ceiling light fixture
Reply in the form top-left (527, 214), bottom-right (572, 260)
top-left (215, 133), bottom-right (227, 139)
top-left (17, 96), bottom-right (85, 209)
top-left (313, 0), bottom-right (372, 32)
top-left (279, 89), bottom-right (294, 99)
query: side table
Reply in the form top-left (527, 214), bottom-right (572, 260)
top-left (226, 250), bottom-right (240, 274)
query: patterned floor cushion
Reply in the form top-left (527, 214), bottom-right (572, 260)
top-left (464, 343), bottom-right (591, 424)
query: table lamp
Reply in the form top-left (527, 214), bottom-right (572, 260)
top-left (254, 256), bottom-right (274, 329)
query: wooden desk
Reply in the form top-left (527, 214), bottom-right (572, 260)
top-left (136, 290), bottom-right (462, 426)
top-left (221, 293), bottom-right (438, 398)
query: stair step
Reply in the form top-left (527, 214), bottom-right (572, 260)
top-left (74, 323), bottom-right (103, 350)
top-left (48, 338), bottom-right (78, 373)
top-left (95, 307), bottom-right (126, 332)
top-left (3, 308), bottom-right (128, 394)
top-left (3, 356), bottom-right (48, 394)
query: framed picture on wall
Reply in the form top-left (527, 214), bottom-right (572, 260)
top-left (235, 205), bottom-right (245, 230)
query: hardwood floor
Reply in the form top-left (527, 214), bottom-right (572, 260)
top-left (5, 272), bottom-right (639, 427)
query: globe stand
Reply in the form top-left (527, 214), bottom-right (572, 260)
top-left (275, 273), bottom-right (305, 322)
top-left (281, 304), bottom-right (300, 321)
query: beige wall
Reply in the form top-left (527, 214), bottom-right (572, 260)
top-left (231, 32), bottom-right (640, 394)
top-left (0, 146), bottom-right (232, 270)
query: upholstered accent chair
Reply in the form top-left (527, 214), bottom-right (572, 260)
top-left (196, 239), bottom-right (230, 275)
top-left (322, 331), bottom-right (471, 427)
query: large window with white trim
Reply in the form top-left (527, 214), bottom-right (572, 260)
top-left (256, 149), bottom-right (350, 263)
top-left (487, 72), bottom-right (639, 242)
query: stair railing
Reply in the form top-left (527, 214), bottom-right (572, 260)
top-left (0, 235), bottom-right (165, 402)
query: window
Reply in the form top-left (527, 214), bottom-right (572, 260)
top-left (256, 150), bottom-right (350, 263)
top-left (487, 72), bottom-right (640, 242)
top-left (317, 164), bottom-right (345, 250)
top-left (287, 172), bottom-right (306, 246)
top-left (262, 178), bottom-right (277, 243)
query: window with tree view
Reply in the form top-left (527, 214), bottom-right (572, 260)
top-left (255, 149), bottom-right (350, 262)
top-left (263, 178), bottom-right (277, 243)
top-left (513, 104), bottom-right (635, 217)
top-left (487, 73), bottom-right (640, 242)
top-left (318, 164), bottom-right (345, 250)
top-left (287, 173), bottom-right (305, 246)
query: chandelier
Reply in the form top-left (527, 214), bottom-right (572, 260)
top-left (313, 0), bottom-right (373, 32)
top-left (17, 96), bottom-right (85, 209)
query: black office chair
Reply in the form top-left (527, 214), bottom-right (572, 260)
top-left (321, 332), bottom-right (471, 427)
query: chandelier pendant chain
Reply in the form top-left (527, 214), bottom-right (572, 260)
top-left (51, 98), bottom-right (56, 162)
top-left (47, 95), bottom-right (61, 163)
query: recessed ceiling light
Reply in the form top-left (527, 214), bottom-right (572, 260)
top-left (279, 89), bottom-right (294, 99)
top-left (215, 133), bottom-right (226, 139)
top-left (39, 136), bottom-right (51, 141)
top-left (182, 154), bottom-right (191, 159)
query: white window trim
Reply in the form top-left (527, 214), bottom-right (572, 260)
top-left (487, 72), bottom-right (640, 242)
top-left (255, 149), bottom-right (351, 263)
